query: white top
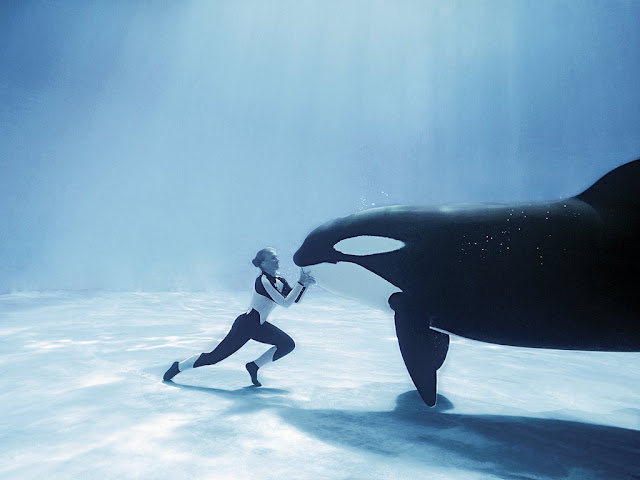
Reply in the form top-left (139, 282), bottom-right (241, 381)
top-left (247, 274), bottom-right (306, 324)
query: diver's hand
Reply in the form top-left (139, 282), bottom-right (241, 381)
top-left (298, 268), bottom-right (316, 287)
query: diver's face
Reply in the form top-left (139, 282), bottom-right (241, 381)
top-left (260, 250), bottom-right (280, 274)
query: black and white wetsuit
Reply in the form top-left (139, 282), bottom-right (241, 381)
top-left (177, 272), bottom-right (307, 372)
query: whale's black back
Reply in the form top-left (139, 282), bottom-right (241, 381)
top-left (424, 159), bottom-right (640, 351)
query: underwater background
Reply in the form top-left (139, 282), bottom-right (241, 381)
top-left (2, 0), bottom-right (640, 292)
top-left (2, 3), bottom-right (640, 479)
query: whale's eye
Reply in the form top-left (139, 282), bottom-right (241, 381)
top-left (333, 236), bottom-right (405, 256)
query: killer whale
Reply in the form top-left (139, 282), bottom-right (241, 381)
top-left (293, 159), bottom-right (640, 406)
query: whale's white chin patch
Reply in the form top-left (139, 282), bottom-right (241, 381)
top-left (304, 262), bottom-right (399, 312)
top-left (333, 235), bottom-right (405, 256)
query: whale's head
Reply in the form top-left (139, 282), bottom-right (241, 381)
top-left (293, 206), bottom-right (414, 266)
top-left (294, 206), bottom-right (449, 407)
top-left (294, 208), bottom-right (410, 311)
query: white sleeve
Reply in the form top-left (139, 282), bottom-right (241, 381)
top-left (261, 275), bottom-right (304, 308)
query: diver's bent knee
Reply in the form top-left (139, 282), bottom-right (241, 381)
top-left (274, 338), bottom-right (295, 360)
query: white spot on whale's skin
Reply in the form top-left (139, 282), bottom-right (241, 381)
top-left (333, 236), bottom-right (405, 256)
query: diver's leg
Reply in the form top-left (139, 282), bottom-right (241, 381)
top-left (193, 314), bottom-right (252, 367)
top-left (252, 321), bottom-right (296, 362)
top-left (163, 313), bottom-right (251, 381)
top-left (245, 322), bottom-right (295, 386)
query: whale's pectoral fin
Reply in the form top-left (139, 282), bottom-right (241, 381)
top-left (389, 293), bottom-right (450, 407)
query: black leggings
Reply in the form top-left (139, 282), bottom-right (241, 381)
top-left (193, 309), bottom-right (295, 368)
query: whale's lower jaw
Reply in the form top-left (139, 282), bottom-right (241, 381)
top-left (303, 262), bottom-right (399, 313)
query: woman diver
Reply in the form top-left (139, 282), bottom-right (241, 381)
top-left (163, 247), bottom-right (315, 386)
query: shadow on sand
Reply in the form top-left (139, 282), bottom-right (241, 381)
top-left (166, 381), bottom-right (293, 415)
top-left (170, 381), bottom-right (640, 480)
top-left (280, 390), bottom-right (640, 480)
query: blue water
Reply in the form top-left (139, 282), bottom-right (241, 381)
top-left (1, 1), bottom-right (639, 291)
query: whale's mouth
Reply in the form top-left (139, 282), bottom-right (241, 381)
top-left (293, 240), bottom-right (340, 267)
top-left (293, 249), bottom-right (334, 268)
top-left (303, 262), bottom-right (399, 313)
top-left (292, 247), bottom-right (304, 266)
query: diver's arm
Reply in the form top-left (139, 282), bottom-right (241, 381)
top-left (294, 270), bottom-right (314, 303)
top-left (261, 275), bottom-right (304, 308)
top-left (294, 284), bottom-right (307, 303)
top-left (280, 276), bottom-right (307, 303)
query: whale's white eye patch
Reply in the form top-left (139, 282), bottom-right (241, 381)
top-left (333, 235), bottom-right (405, 256)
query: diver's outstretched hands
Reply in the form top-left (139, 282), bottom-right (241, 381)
top-left (299, 268), bottom-right (316, 287)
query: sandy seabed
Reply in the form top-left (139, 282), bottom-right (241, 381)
top-left (1, 290), bottom-right (638, 479)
